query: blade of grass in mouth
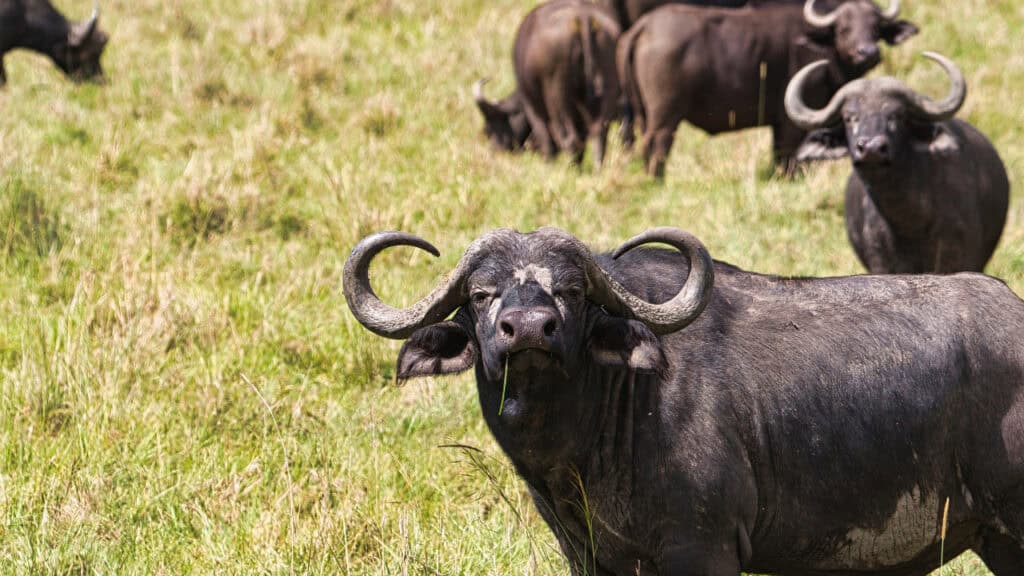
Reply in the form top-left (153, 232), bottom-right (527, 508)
top-left (498, 355), bottom-right (510, 416)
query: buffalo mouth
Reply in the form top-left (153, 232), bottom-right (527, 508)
top-left (852, 154), bottom-right (893, 168)
top-left (507, 348), bottom-right (559, 371)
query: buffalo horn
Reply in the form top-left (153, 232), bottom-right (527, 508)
top-left (343, 231), bottom-right (503, 339)
top-left (803, 0), bottom-right (841, 29)
top-left (880, 0), bottom-right (900, 21)
top-left (785, 59), bottom-right (857, 129)
top-left (473, 78), bottom-right (504, 117)
top-left (899, 52), bottom-right (966, 121)
top-left (70, 4), bottom-right (100, 46)
top-left (583, 227), bottom-right (714, 335)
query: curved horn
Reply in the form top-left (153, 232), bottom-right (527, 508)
top-left (899, 52), bottom-right (966, 122)
top-left (880, 0), bottom-right (900, 21)
top-left (473, 78), bottom-right (488, 103)
top-left (803, 0), bottom-right (841, 28)
top-left (472, 78), bottom-right (506, 117)
top-left (75, 5), bottom-right (100, 45)
top-left (343, 231), bottom-right (502, 339)
top-left (785, 59), bottom-right (858, 130)
top-left (585, 228), bottom-right (714, 335)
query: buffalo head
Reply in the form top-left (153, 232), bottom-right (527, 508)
top-left (803, 0), bottom-right (917, 75)
top-left (57, 5), bottom-right (108, 82)
top-left (343, 228), bottom-right (713, 387)
top-left (473, 79), bottom-right (531, 152)
top-left (786, 51), bottom-right (965, 166)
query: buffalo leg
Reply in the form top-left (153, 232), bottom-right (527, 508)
top-left (771, 122), bottom-right (805, 176)
top-left (643, 128), bottom-right (675, 179)
top-left (523, 102), bottom-right (555, 159)
top-left (977, 530), bottom-right (1024, 575)
top-left (542, 82), bottom-right (587, 165)
top-left (589, 120), bottom-right (609, 168)
top-left (619, 91), bottom-right (638, 151)
top-left (0, 59), bottom-right (6, 87)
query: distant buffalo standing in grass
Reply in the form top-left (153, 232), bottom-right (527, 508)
top-left (0, 0), bottom-right (108, 85)
top-left (617, 0), bottom-right (917, 177)
top-left (786, 52), bottom-right (1009, 273)
top-left (473, 0), bottom-right (621, 167)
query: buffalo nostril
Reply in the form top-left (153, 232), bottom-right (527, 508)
top-left (543, 319), bottom-right (558, 337)
top-left (500, 321), bottom-right (515, 338)
top-left (856, 138), bottom-right (868, 152)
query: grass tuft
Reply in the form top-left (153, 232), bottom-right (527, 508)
top-left (0, 177), bottom-right (65, 266)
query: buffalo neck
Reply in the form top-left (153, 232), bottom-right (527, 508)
top-left (475, 361), bottom-right (660, 485)
top-left (853, 162), bottom-right (931, 238)
top-left (19, 1), bottom-right (69, 59)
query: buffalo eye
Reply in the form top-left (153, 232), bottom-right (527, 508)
top-left (845, 114), bottom-right (858, 125)
top-left (887, 115), bottom-right (901, 132)
top-left (555, 286), bottom-right (584, 304)
top-left (471, 290), bottom-right (491, 308)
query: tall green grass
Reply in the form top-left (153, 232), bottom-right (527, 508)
top-left (0, 0), bottom-right (1018, 573)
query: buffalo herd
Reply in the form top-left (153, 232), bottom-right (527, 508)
top-left (350, 1), bottom-right (1022, 575)
top-left (471, 0), bottom-right (1010, 277)
top-left (2, 1), bottom-right (1021, 575)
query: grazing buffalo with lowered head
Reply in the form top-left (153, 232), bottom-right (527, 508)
top-left (786, 52), bottom-right (1008, 273)
top-left (601, 0), bottom-right (844, 29)
top-left (345, 226), bottom-right (1024, 576)
top-left (0, 0), bottom-right (107, 85)
top-left (617, 0), bottom-right (917, 177)
top-left (474, 0), bottom-right (621, 167)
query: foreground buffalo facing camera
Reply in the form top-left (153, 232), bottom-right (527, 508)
top-left (345, 226), bottom-right (1024, 575)
top-left (474, 0), bottom-right (621, 166)
top-left (787, 52), bottom-right (1008, 273)
top-left (0, 0), bottom-right (108, 85)
top-left (618, 0), bottom-right (917, 177)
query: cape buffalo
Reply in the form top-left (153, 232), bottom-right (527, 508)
top-left (617, 0), bottom-right (917, 177)
top-left (0, 0), bottom-right (108, 85)
top-left (345, 226), bottom-right (1024, 575)
top-left (474, 0), bottom-right (621, 167)
top-left (786, 52), bottom-right (1009, 273)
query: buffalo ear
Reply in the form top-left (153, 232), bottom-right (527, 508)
top-left (397, 321), bottom-right (477, 380)
top-left (880, 20), bottom-right (918, 45)
top-left (797, 127), bottom-right (850, 162)
top-left (912, 122), bottom-right (959, 156)
top-left (588, 315), bottom-right (665, 373)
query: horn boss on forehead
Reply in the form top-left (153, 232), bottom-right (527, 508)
top-left (803, 0), bottom-right (901, 28)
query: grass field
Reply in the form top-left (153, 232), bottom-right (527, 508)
top-left (0, 0), bottom-right (1021, 573)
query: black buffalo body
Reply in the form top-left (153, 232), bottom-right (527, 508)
top-left (617, 0), bottom-right (917, 177)
top-left (786, 52), bottom-right (1009, 273)
top-left (0, 0), bottom-right (107, 84)
top-left (601, 0), bottom-right (844, 29)
top-left (474, 0), bottom-right (621, 166)
top-left (345, 227), bottom-right (1024, 576)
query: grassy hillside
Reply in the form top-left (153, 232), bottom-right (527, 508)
top-left (0, 0), bottom-right (1020, 573)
